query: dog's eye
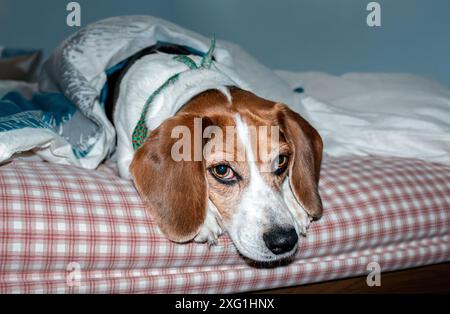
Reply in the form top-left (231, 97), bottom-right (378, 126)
top-left (274, 155), bottom-right (289, 175)
top-left (210, 164), bottom-right (236, 182)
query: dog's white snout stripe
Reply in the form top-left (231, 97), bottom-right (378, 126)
top-left (234, 114), bottom-right (293, 222)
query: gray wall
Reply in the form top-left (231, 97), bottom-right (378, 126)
top-left (1, 0), bottom-right (449, 85)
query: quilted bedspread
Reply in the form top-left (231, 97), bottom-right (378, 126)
top-left (0, 157), bottom-right (449, 293)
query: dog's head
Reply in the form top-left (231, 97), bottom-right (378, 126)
top-left (130, 88), bottom-right (323, 262)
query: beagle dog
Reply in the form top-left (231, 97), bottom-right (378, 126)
top-left (110, 44), bottom-right (323, 262)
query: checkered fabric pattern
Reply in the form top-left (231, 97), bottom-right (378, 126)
top-left (0, 156), bottom-right (449, 293)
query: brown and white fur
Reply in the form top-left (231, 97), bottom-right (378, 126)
top-left (129, 87), bottom-right (323, 262)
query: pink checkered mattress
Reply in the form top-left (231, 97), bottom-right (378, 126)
top-left (0, 156), bottom-right (449, 293)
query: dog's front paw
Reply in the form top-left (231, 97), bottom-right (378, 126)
top-left (296, 208), bottom-right (313, 236)
top-left (194, 206), bottom-right (224, 245)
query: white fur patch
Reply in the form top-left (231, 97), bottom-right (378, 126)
top-left (194, 200), bottom-right (224, 245)
top-left (216, 86), bottom-right (232, 104)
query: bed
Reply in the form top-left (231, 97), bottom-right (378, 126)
top-left (0, 16), bottom-right (449, 293)
top-left (0, 155), bottom-right (448, 293)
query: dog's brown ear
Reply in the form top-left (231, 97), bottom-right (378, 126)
top-left (130, 114), bottom-right (212, 242)
top-left (276, 104), bottom-right (324, 219)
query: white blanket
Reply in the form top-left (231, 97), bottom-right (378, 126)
top-left (1, 15), bottom-right (449, 169)
top-left (277, 71), bottom-right (450, 166)
top-left (0, 16), bottom-right (294, 170)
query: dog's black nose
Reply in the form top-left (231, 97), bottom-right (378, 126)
top-left (263, 226), bottom-right (298, 255)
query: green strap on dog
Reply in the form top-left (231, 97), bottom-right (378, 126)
top-left (131, 35), bottom-right (216, 151)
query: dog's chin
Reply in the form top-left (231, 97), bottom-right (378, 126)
top-left (233, 240), bottom-right (298, 263)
